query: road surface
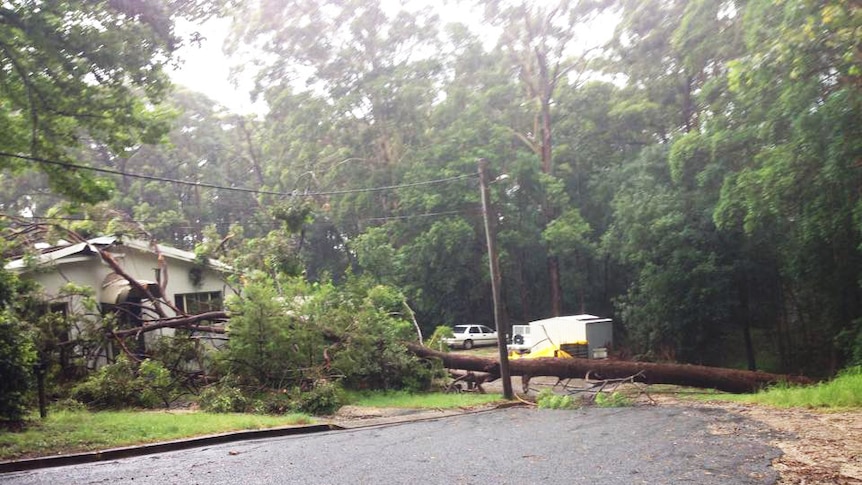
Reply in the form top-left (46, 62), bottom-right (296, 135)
top-left (1, 406), bottom-right (781, 484)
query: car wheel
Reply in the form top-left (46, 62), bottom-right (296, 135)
top-left (463, 339), bottom-right (473, 350)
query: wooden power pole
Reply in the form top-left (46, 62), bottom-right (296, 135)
top-left (479, 158), bottom-right (514, 400)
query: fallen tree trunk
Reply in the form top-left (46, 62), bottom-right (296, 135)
top-left (406, 343), bottom-right (813, 394)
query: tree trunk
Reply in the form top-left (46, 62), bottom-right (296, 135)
top-left (548, 255), bottom-right (562, 316)
top-left (406, 344), bottom-right (812, 394)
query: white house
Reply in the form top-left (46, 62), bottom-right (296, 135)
top-left (5, 236), bottom-right (234, 365)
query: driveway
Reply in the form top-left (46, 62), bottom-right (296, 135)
top-left (1, 405), bottom-right (780, 484)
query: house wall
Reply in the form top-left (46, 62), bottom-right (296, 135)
top-left (104, 246), bottom-right (230, 318)
top-left (25, 248), bottom-right (229, 317)
top-left (20, 245), bottom-right (231, 367)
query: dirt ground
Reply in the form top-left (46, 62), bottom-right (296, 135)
top-left (692, 399), bottom-right (862, 485)
top-left (472, 376), bottom-right (862, 485)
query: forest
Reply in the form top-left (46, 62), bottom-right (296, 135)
top-left (0, 0), bottom-right (860, 418)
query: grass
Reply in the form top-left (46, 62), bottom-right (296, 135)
top-left (0, 410), bottom-right (312, 461)
top-left (0, 391), bottom-right (503, 461)
top-left (734, 366), bottom-right (862, 409)
top-left (657, 366), bottom-right (862, 410)
top-left (345, 390), bottom-right (504, 409)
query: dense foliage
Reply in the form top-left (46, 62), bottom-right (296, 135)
top-left (1, 0), bottom-right (860, 413)
top-left (0, 310), bottom-right (37, 422)
top-left (219, 275), bottom-right (433, 392)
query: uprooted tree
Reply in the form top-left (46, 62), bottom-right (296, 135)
top-left (406, 344), bottom-right (813, 394)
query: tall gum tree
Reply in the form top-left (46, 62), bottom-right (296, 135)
top-left (481, 0), bottom-right (605, 317)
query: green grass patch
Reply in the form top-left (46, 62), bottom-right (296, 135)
top-left (345, 390), bottom-right (504, 409)
top-left (736, 366), bottom-right (862, 409)
top-left (631, 369), bottom-right (862, 410)
top-left (0, 410), bottom-right (312, 461)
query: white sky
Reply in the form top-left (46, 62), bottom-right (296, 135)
top-left (169, 17), bottom-right (258, 114)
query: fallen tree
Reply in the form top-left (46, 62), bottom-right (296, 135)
top-left (406, 343), bottom-right (813, 394)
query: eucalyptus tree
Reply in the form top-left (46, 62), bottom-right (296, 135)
top-left (598, 0), bottom-right (759, 366)
top-left (479, 0), bottom-right (607, 317)
top-left (550, 80), bottom-right (648, 318)
top-left (602, 0), bottom-right (861, 374)
top-left (226, 0), bottom-right (447, 286)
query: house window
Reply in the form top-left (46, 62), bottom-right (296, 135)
top-left (175, 291), bottom-right (223, 314)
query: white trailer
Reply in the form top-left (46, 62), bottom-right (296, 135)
top-left (507, 314), bottom-right (613, 359)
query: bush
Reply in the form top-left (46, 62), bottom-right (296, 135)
top-left (137, 358), bottom-right (177, 408)
top-left (49, 398), bottom-right (87, 413)
top-left (0, 312), bottom-right (37, 422)
top-left (295, 381), bottom-right (344, 415)
top-left (222, 275), bottom-right (435, 393)
top-left (70, 356), bottom-right (177, 409)
top-left (256, 390), bottom-right (295, 415)
top-left (198, 384), bottom-right (248, 413)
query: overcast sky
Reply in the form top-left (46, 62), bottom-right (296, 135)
top-left (169, 17), bottom-right (257, 114)
top-left (168, 3), bottom-right (615, 116)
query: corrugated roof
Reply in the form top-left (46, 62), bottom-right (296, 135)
top-left (4, 242), bottom-right (94, 272)
top-left (4, 236), bottom-right (232, 273)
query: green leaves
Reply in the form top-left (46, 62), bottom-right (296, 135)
top-left (0, 310), bottom-right (37, 422)
top-left (542, 209), bottom-right (591, 258)
top-left (0, 1), bottom-right (222, 204)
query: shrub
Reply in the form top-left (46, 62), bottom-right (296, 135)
top-left (295, 381), bottom-right (344, 415)
top-left (220, 280), bottom-right (325, 388)
top-left (198, 384), bottom-right (248, 413)
top-left (257, 390), bottom-right (295, 415)
top-left (222, 275), bottom-right (434, 393)
top-left (0, 312), bottom-right (37, 422)
top-left (427, 326), bottom-right (454, 352)
top-left (70, 356), bottom-right (178, 409)
top-left (137, 358), bottom-right (177, 408)
top-left (49, 398), bottom-right (87, 413)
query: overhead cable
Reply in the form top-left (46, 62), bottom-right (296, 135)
top-left (0, 151), bottom-right (478, 197)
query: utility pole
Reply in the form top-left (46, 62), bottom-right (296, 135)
top-left (479, 158), bottom-right (513, 400)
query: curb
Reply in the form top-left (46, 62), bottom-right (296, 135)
top-left (0, 423), bottom-right (342, 474)
top-left (0, 403), bottom-right (526, 474)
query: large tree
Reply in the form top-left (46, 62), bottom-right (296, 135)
top-left (0, 0), bottom-right (225, 204)
top-left (482, 0), bottom-right (605, 316)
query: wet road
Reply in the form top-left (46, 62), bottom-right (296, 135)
top-left (1, 406), bottom-right (781, 484)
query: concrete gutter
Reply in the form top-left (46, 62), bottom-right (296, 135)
top-left (0, 423), bottom-right (342, 474)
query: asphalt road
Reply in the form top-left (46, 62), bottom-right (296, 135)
top-left (1, 406), bottom-right (781, 485)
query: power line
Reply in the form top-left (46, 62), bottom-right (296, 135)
top-left (4, 208), bottom-right (477, 227)
top-left (0, 151), bottom-right (478, 197)
top-left (361, 209), bottom-right (479, 222)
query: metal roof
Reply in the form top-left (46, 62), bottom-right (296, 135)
top-left (4, 236), bottom-right (232, 273)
